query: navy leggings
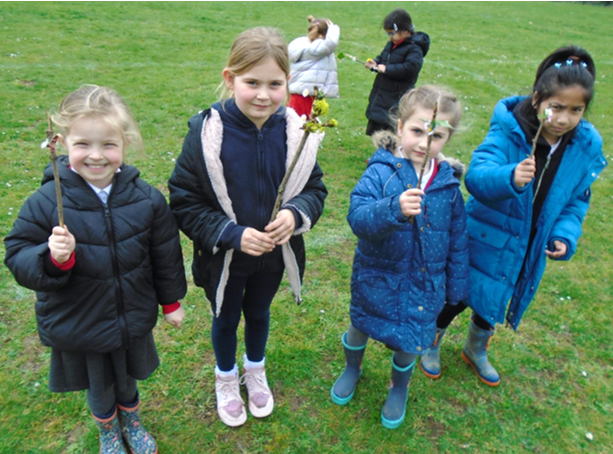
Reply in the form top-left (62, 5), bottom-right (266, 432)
top-left (212, 270), bottom-right (284, 372)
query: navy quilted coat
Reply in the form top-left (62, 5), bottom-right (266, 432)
top-left (464, 96), bottom-right (607, 329)
top-left (348, 139), bottom-right (469, 353)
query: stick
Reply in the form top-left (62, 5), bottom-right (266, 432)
top-left (42, 112), bottom-right (64, 226)
top-left (408, 101), bottom-right (439, 224)
top-left (269, 130), bottom-right (310, 223)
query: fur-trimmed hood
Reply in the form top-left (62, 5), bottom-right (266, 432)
top-left (371, 130), bottom-right (466, 179)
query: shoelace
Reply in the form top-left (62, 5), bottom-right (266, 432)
top-left (217, 379), bottom-right (243, 405)
top-left (240, 370), bottom-right (269, 395)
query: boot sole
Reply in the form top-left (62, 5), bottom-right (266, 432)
top-left (461, 351), bottom-right (500, 387)
top-left (330, 387), bottom-right (355, 405)
top-left (381, 410), bottom-right (406, 429)
top-left (419, 362), bottom-right (442, 380)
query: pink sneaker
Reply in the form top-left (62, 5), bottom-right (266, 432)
top-left (215, 371), bottom-right (247, 427)
top-left (241, 366), bottom-right (274, 418)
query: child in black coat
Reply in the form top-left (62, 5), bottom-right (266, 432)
top-left (5, 85), bottom-right (186, 454)
top-left (365, 8), bottom-right (430, 136)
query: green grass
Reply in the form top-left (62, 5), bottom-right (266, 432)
top-left (1, 1), bottom-right (612, 453)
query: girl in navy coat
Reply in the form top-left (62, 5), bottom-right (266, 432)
top-left (4, 85), bottom-right (187, 454)
top-left (331, 85), bottom-right (468, 429)
top-left (168, 27), bottom-right (327, 428)
top-left (420, 46), bottom-right (607, 387)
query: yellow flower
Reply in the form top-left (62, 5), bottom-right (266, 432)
top-left (312, 99), bottom-right (329, 117)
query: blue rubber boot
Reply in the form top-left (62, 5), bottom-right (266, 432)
top-left (330, 332), bottom-right (367, 405)
top-left (420, 327), bottom-right (447, 379)
top-left (381, 356), bottom-right (415, 429)
top-left (461, 320), bottom-right (500, 387)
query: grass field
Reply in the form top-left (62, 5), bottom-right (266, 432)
top-left (1, 2), bottom-right (612, 453)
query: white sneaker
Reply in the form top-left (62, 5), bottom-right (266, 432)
top-left (241, 366), bottom-right (274, 418)
top-left (215, 371), bottom-right (247, 427)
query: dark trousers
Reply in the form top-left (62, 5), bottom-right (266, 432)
top-left (436, 301), bottom-right (493, 331)
top-left (87, 378), bottom-right (137, 417)
top-left (212, 270), bottom-right (284, 371)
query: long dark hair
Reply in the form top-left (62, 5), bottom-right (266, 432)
top-left (516, 45), bottom-right (596, 129)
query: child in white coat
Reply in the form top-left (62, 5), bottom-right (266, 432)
top-left (288, 15), bottom-right (340, 118)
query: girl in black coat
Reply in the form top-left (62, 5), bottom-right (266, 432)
top-left (365, 8), bottom-right (430, 136)
top-left (4, 85), bottom-right (186, 454)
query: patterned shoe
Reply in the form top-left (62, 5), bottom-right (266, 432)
top-left (241, 364), bottom-right (274, 418)
top-left (215, 370), bottom-right (247, 427)
top-left (92, 407), bottom-right (127, 454)
top-left (117, 398), bottom-right (158, 454)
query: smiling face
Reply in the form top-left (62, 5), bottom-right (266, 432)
top-left (535, 85), bottom-right (587, 144)
top-left (223, 57), bottom-right (288, 129)
top-left (397, 106), bottom-right (453, 174)
top-left (61, 115), bottom-right (124, 189)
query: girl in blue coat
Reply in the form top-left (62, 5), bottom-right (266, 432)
top-left (331, 85), bottom-right (469, 429)
top-left (420, 46), bottom-right (607, 387)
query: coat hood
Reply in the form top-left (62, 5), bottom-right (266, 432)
top-left (370, 130), bottom-right (466, 179)
top-left (410, 32), bottom-right (430, 57)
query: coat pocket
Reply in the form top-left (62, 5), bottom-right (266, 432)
top-left (352, 267), bottom-right (401, 322)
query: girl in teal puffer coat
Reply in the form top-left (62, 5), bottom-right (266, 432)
top-left (419, 45), bottom-right (607, 388)
top-left (331, 85), bottom-right (468, 429)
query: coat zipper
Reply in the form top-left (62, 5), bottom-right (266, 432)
top-left (104, 204), bottom-right (129, 348)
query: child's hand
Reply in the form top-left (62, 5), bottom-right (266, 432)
top-left (164, 305), bottom-right (186, 328)
top-left (545, 240), bottom-right (567, 259)
top-left (399, 188), bottom-right (425, 217)
top-left (48, 225), bottom-right (76, 263)
top-left (265, 209), bottom-right (296, 246)
top-left (365, 59), bottom-right (377, 70)
top-left (241, 227), bottom-right (276, 256)
top-left (377, 64), bottom-right (386, 74)
top-left (514, 156), bottom-right (536, 188)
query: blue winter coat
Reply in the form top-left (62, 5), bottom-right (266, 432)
top-left (348, 135), bottom-right (469, 353)
top-left (464, 96), bottom-right (607, 329)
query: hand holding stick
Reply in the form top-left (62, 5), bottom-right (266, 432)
top-left (40, 113), bottom-right (64, 226)
top-left (337, 52), bottom-right (378, 72)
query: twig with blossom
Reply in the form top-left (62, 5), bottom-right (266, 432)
top-left (40, 113), bottom-right (64, 226)
top-left (270, 87), bottom-right (337, 222)
top-left (337, 52), bottom-right (378, 72)
top-left (530, 107), bottom-right (553, 157)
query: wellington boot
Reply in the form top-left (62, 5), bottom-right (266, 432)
top-left (461, 320), bottom-right (500, 386)
top-left (420, 327), bottom-right (447, 379)
top-left (331, 332), bottom-right (367, 405)
top-left (381, 356), bottom-right (415, 429)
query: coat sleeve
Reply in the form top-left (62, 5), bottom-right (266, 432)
top-left (4, 189), bottom-right (72, 292)
top-left (148, 186), bottom-right (187, 305)
top-left (347, 164), bottom-right (408, 242)
top-left (283, 162), bottom-right (327, 233)
top-left (168, 115), bottom-right (235, 254)
top-left (465, 124), bottom-right (529, 203)
top-left (445, 188), bottom-right (469, 304)
top-left (383, 43), bottom-right (423, 82)
top-left (306, 24), bottom-right (340, 58)
top-left (288, 37), bottom-right (309, 63)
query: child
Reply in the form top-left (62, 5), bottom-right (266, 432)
top-left (331, 85), bottom-right (468, 429)
top-left (420, 45), bottom-right (607, 387)
top-left (168, 27), bottom-right (327, 428)
top-left (4, 85), bottom-right (187, 454)
top-left (364, 8), bottom-right (430, 136)
top-left (288, 15), bottom-right (340, 118)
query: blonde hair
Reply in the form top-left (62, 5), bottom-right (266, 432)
top-left (306, 15), bottom-right (329, 42)
top-left (219, 27), bottom-right (290, 101)
top-left (51, 85), bottom-right (142, 150)
top-left (397, 85), bottom-right (462, 136)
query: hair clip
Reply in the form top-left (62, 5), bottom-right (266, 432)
top-left (580, 61), bottom-right (588, 68)
top-left (554, 62), bottom-right (562, 69)
top-left (393, 23), bottom-right (398, 32)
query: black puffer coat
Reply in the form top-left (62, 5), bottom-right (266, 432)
top-left (365, 32), bottom-right (430, 124)
top-left (4, 156), bottom-right (187, 353)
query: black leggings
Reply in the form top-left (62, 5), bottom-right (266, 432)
top-left (436, 301), bottom-right (493, 331)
